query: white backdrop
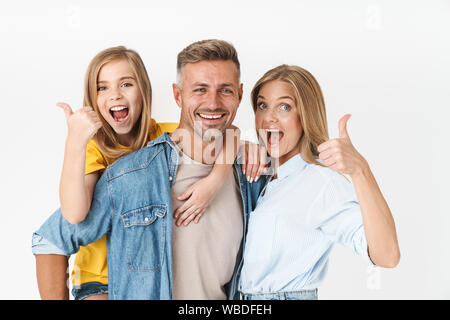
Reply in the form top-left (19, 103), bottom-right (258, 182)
top-left (1, 0), bottom-right (449, 299)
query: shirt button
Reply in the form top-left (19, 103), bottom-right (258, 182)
top-left (169, 176), bottom-right (173, 181)
top-left (144, 217), bottom-right (149, 222)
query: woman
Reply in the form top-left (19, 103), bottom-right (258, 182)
top-left (238, 65), bottom-right (400, 300)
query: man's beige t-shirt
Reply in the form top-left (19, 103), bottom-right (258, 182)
top-left (171, 151), bottom-right (243, 300)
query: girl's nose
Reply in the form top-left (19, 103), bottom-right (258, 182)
top-left (109, 87), bottom-right (123, 100)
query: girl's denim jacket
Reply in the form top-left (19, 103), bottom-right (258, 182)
top-left (32, 132), bottom-right (269, 300)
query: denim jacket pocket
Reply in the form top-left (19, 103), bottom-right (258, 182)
top-left (121, 205), bottom-right (167, 271)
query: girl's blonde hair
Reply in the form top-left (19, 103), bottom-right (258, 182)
top-left (83, 46), bottom-right (153, 159)
top-left (251, 64), bottom-right (329, 166)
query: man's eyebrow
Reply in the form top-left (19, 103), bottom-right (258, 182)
top-left (193, 82), bottom-right (209, 87)
top-left (219, 83), bottom-right (234, 87)
top-left (192, 83), bottom-right (235, 87)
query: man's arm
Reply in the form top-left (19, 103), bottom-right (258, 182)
top-left (32, 172), bottom-right (113, 299)
top-left (35, 255), bottom-right (69, 300)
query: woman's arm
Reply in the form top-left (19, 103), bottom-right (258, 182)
top-left (57, 102), bottom-right (102, 224)
top-left (318, 114), bottom-right (400, 267)
top-left (350, 163), bottom-right (400, 267)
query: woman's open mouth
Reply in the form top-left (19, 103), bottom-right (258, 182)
top-left (110, 105), bottom-right (129, 123)
top-left (266, 129), bottom-right (284, 148)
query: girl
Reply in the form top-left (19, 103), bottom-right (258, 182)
top-left (238, 65), bottom-right (400, 300)
top-left (57, 46), bottom-right (245, 300)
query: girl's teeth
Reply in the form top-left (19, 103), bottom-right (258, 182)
top-left (111, 106), bottom-right (127, 111)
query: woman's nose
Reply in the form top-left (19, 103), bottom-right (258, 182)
top-left (265, 107), bottom-right (279, 123)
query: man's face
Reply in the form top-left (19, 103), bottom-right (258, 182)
top-left (173, 60), bottom-right (243, 139)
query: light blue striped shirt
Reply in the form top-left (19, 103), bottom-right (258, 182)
top-left (239, 153), bottom-right (375, 294)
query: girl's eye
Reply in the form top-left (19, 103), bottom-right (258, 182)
top-left (280, 104), bottom-right (291, 111)
top-left (97, 86), bottom-right (106, 91)
top-left (122, 82), bottom-right (133, 87)
top-left (257, 102), bottom-right (268, 110)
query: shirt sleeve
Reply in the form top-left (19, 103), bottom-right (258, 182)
top-left (32, 170), bottom-right (113, 256)
top-left (313, 174), bottom-right (376, 266)
top-left (85, 139), bottom-right (108, 175)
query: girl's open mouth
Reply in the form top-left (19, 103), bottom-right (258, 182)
top-left (110, 106), bottom-right (129, 122)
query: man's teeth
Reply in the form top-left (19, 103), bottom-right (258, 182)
top-left (199, 114), bottom-right (223, 119)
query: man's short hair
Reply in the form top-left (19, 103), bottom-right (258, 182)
top-left (176, 39), bottom-right (241, 86)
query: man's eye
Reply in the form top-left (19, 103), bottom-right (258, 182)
top-left (97, 86), bottom-right (106, 91)
top-left (280, 104), bottom-right (291, 111)
top-left (221, 88), bottom-right (233, 94)
top-left (257, 102), bottom-right (268, 110)
top-left (194, 88), bottom-right (206, 92)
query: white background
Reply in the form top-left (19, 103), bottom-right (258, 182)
top-left (0, 0), bottom-right (449, 299)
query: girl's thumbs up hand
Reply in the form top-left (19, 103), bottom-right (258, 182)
top-left (317, 114), bottom-right (368, 177)
top-left (57, 102), bottom-right (103, 148)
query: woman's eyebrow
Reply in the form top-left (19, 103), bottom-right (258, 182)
top-left (257, 95), bottom-right (294, 101)
top-left (278, 96), bottom-right (294, 101)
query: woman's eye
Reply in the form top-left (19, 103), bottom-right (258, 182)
top-left (257, 102), bottom-right (268, 110)
top-left (97, 86), bottom-right (106, 91)
top-left (280, 104), bottom-right (291, 111)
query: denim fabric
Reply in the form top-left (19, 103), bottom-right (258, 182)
top-left (32, 132), bottom-right (269, 300)
top-left (32, 233), bottom-right (69, 256)
top-left (239, 289), bottom-right (318, 300)
top-left (72, 282), bottom-right (108, 300)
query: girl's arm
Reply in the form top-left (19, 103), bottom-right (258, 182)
top-left (57, 102), bottom-right (102, 224)
top-left (318, 114), bottom-right (400, 268)
top-left (173, 126), bottom-right (267, 226)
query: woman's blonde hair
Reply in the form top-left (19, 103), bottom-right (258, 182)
top-left (251, 64), bottom-right (329, 166)
top-left (83, 46), bottom-right (153, 159)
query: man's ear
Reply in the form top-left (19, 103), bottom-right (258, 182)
top-left (172, 83), bottom-right (182, 108)
top-left (238, 83), bottom-right (244, 104)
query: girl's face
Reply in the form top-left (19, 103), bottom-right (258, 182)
top-left (255, 80), bottom-right (303, 166)
top-left (96, 59), bottom-right (143, 145)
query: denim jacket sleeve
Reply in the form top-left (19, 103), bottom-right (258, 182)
top-left (32, 170), bottom-right (113, 256)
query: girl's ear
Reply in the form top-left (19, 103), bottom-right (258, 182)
top-left (172, 83), bottom-right (182, 108)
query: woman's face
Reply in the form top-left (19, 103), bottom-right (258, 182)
top-left (96, 59), bottom-right (143, 145)
top-left (255, 79), bottom-right (303, 166)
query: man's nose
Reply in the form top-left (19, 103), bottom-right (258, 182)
top-left (206, 92), bottom-right (221, 110)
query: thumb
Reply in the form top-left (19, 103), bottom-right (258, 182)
top-left (338, 114), bottom-right (351, 139)
top-left (56, 102), bottom-right (74, 120)
top-left (177, 185), bottom-right (194, 201)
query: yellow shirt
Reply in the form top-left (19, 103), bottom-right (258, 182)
top-left (71, 119), bottom-right (178, 286)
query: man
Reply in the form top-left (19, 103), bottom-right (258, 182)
top-left (32, 39), bottom-right (269, 300)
